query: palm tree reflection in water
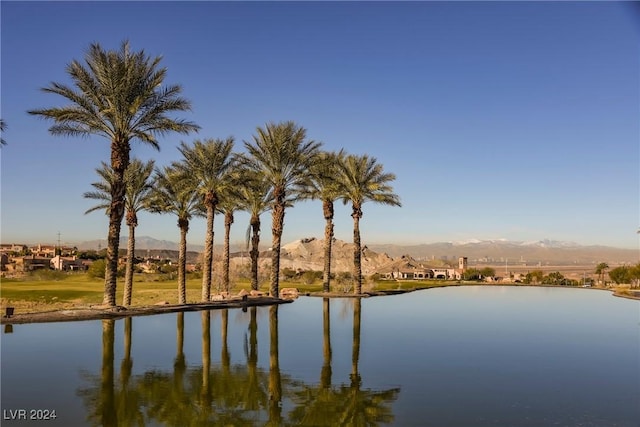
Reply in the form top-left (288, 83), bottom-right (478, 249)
top-left (79, 301), bottom-right (399, 426)
top-left (200, 310), bottom-right (211, 412)
top-left (100, 320), bottom-right (116, 427)
top-left (267, 305), bottom-right (283, 426)
top-left (289, 298), bottom-right (400, 426)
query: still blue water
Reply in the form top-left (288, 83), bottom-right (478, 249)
top-left (1, 286), bottom-right (638, 426)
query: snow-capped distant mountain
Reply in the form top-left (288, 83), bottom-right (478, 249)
top-left (367, 239), bottom-right (637, 264)
top-left (520, 239), bottom-right (580, 248)
top-left (74, 236), bottom-right (637, 265)
top-left (450, 238), bottom-right (582, 248)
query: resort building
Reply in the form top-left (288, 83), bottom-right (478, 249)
top-left (378, 256), bottom-right (467, 280)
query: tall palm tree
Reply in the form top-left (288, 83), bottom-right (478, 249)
top-left (84, 159), bottom-right (155, 306)
top-left (243, 121), bottom-right (321, 297)
top-left (218, 190), bottom-right (243, 295)
top-left (595, 262), bottom-right (609, 287)
top-left (339, 154), bottom-right (401, 294)
top-left (28, 41), bottom-right (199, 307)
top-left (236, 167), bottom-right (274, 291)
top-left (173, 138), bottom-right (235, 301)
top-left (147, 166), bottom-right (201, 304)
top-left (0, 119), bottom-right (7, 146)
top-left (304, 150), bottom-right (346, 293)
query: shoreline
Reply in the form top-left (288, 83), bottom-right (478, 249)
top-left (0, 296), bottom-right (292, 325)
top-left (2, 283), bottom-right (637, 325)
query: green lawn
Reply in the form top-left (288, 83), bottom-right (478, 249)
top-left (0, 272), bottom-right (462, 313)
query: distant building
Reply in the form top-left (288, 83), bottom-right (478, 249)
top-left (50, 255), bottom-right (87, 271)
top-left (458, 257), bottom-right (468, 272)
top-left (13, 256), bottom-right (51, 272)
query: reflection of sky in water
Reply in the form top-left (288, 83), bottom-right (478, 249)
top-left (1, 287), bottom-right (638, 426)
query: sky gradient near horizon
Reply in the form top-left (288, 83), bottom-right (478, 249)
top-left (1, 1), bottom-right (639, 249)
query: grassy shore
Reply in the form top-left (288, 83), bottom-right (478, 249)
top-left (2, 272), bottom-right (635, 317)
top-left (0, 272), bottom-right (459, 314)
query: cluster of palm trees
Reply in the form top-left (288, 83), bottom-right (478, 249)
top-left (28, 41), bottom-right (401, 307)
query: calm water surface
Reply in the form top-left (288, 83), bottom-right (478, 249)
top-left (1, 286), bottom-right (638, 426)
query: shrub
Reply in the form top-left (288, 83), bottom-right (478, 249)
top-left (29, 269), bottom-right (67, 281)
top-left (463, 268), bottom-right (481, 281)
top-left (87, 259), bottom-right (106, 279)
top-left (302, 270), bottom-right (322, 285)
top-left (282, 268), bottom-right (297, 280)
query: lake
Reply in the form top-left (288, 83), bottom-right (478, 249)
top-left (1, 286), bottom-right (638, 426)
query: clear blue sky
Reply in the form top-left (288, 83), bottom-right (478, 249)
top-left (1, 1), bottom-right (638, 249)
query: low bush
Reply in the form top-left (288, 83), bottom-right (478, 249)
top-left (29, 269), bottom-right (67, 281)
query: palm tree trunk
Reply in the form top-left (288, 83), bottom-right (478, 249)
top-left (201, 205), bottom-right (215, 302)
top-left (123, 223), bottom-right (135, 306)
top-left (104, 142), bottom-right (129, 307)
top-left (270, 198), bottom-right (285, 298)
top-left (352, 205), bottom-right (363, 294)
top-left (322, 200), bottom-right (334, 293)
top-left (250, 215), bottom-right (261, 291)
top-left (178, 218), bottom-right (189, 304)
top-left (104, 198), bottom-right (124, 307)
top-left (223, 211), bottom-right (234, 294)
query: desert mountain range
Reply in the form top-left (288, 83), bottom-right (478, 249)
top-left (77, 236), bottom-right (638, 268)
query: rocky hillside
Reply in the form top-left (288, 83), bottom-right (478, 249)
top-left (227, 237), bottom-right (393, 275)
top-left (277, 237), bottom-right (393, 274)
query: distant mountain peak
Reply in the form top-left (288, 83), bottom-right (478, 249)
top-left (77, 235), bottom-right (204, 252)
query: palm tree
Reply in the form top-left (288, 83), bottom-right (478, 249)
top-left (147, 166), bottom-right (201, 304)
top-left (339, 154), bottom-right (401, 294)
top-left (595, 262), bottom-right (609, 287)
top-left (218, 189), bottom-right (243, 295)
top-left (173, 138), bottom-right (235, 301)
top-left (236, 167), bottom-right (274, 291)
top-left (0, 119), bottom-right (7, 146)
top-left (84, 159), bottom-right (155, 306)
top-left (28, 41), bottom-right (199, 307)
top-left (304, 150), bottom-right (346, 293)
top-left (243, 121), bottom-right (321, 297)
